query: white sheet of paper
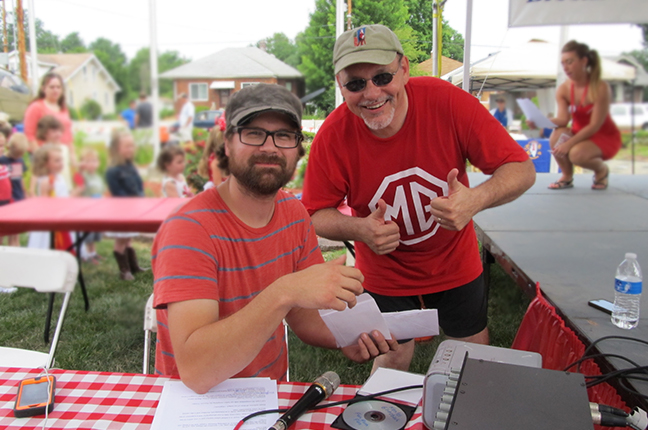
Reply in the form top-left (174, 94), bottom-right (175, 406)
top-left (151, 378), bottom-right (278, 430)
top-left (358, 367), bottom-right (425, 406)
top-left (319, 294), bottom-right (439, 348)
top-left (516, 98), bottom-right (556, 129)
top-left (319, 293), bottom-right (391, 347)
top-left (384, 309), bottom-right (439, 340)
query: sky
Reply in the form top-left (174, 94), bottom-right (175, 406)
top-left (25, 0), bottom-right (645, 63)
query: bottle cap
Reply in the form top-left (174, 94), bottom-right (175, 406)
top-left (625, 252), bottom-right (637, 260)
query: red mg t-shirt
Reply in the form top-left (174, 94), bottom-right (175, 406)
top-left (302, 77), bottom-right (529, 296)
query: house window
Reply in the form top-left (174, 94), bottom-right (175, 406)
top-left (241, 82), bottom-right (260, 88)
top-left (189, 83), bottom-right (208, 101)
top-left (285, 82), bottom-right (292, 92)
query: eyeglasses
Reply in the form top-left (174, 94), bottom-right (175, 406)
top-left (342, 63), bottom-right (401, 93)
top-left (235, 126), bottom-right (303, 149)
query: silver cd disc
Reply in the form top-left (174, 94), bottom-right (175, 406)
top-left (342, 400), bottom-right (407, 430)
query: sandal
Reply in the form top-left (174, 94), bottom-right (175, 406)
top-left (548, 179), bottom-right (574, 190)
top-left (592, 167), bottom-right (609, 191)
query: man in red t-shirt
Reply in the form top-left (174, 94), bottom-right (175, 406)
top-left (153, 84), bottom-right (396, 394)
top-left (301, 25), bottom-right (535, 372)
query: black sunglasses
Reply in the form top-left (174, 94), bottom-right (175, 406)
top-left (342, 63), bottom-right (401, 93)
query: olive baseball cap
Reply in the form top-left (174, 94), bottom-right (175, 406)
top-left (333, 24), bottom-right (404, 74)
top-left (226, 84), bottom-right (302, 129)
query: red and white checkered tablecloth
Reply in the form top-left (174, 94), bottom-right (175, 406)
top-left (0, 367), bottom-right (425, 430)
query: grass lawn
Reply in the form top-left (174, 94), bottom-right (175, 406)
top-left (0, 237), bottom-right (529, 385)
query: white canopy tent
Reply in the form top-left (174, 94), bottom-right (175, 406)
top-left (443, 40), bottom-right (637, 93)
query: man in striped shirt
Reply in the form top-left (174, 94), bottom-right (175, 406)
top-left (153, 84), bottom-right (397, 394)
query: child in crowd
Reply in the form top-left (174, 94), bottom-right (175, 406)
top-left (0, 122), bottom-right (13, 214)
top-left (197, 124), bottom-right (229, 190)
top-left (105, 129), bottom-right (147, 281)
top-left (31, 115), bottom-right (65, 196)
top-left (27, 144), bottom-right (74, 250)
top-left (0, 132), bottom-right (29, 246)
top-left (75, 148), bottom-right (105, 263)
top-left (157, 146), bottom-right (194, 198)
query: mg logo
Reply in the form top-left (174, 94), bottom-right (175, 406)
top-left (369, 167), bottom-right (448, 246)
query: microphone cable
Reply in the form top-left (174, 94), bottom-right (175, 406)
top-left (233, 384), bottom-right (423, 430)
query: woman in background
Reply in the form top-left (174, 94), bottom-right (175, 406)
top-left (546, 40), bottom-right (621, 190)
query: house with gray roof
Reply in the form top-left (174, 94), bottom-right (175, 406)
top-left (160, 47), bottom-right (304, 110)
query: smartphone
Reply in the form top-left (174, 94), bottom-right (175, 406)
top-left (588, 299), bottom-right (615, 315)
top-left (13, 375), bottom-right (56, 418)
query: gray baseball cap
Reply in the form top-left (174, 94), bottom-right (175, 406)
top-left (333, 24), bottom-right (404, 74)
top-left (226, 84), bottom-right (302, 129)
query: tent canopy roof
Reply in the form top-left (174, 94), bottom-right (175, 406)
top-left (443, 40), bottom-right (637, 92)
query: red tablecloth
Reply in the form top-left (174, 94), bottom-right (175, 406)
top-left (0, 198), bottom-right (186, 235)
top-left (0, 368), bottom-right (425, 429)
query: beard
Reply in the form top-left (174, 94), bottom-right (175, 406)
top-left (228, 151), bottom-right (297, 197)
top-left (359, 97), bottom-right (395, 131)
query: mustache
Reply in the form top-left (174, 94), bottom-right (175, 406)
top-left (248, 154), bottom-right (287, 168)
top-left (358, 97), bottom-right (392, 108)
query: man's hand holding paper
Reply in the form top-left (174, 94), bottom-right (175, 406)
top-left (319, 294), bottom-right (439, 352)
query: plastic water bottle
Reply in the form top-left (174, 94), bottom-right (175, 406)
top-left (612, 253), bottom-right (642, 329)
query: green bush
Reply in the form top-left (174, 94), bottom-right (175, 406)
top-left (69, 107), bottom-right (81, 120)
top-left (192, 127), bottom-right (208, 142)
top-left (134, 144), bottom-right (154, 166)
top-left (195, 105), bottom-right (210, 114)
top-left (80, 99), bottom-right (102, 120)
top-left (159, 108), bottom-right (175, 119)
top-left (621, 130), bottom-right (648, 147)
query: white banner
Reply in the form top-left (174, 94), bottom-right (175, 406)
top-left (509, 0), bottom-right (648, 27)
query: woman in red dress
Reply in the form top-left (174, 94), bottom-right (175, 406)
top-left (548, 40), bottom-right (621, 190)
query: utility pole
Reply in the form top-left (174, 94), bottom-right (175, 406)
top-left (432, 0), bottom-right (446, 78)
top-left (2, 1), bottom-right (8, 53)
top-left (16, 0), bottom-right (25, 82)
top-left (346, 0), bottom-right (352, 31)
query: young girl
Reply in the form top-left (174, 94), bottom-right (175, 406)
top-left (0, 132), bottom-right (29, 246)
top-left (197, 123), bottom-right (229, 190)
top-left (157, 146), bottom-right (194, 198)
top-left (105, 129), bottom-right (147, 281)
top-left (75, 148), bottom-right (105, 262)
top-left (27, 144), bottom-right (74, 250)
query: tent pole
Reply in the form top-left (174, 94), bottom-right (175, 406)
top-left (149, 0), bottom-right (160, 163)
top-left (631, 80), bottom-right (635, 175)
top-left (335, 0), bottom-right (344, 108)
top-left (462, 0), bottom-right (473, 93)
top-left (27, 0), bottom-right (37, 96)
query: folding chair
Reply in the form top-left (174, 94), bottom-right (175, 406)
top-left (0, 246), bottom-right (78, 369)
top-left (143, 293), bottom-right (157, 374)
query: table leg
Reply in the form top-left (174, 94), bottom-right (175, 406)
top-left (74, 232), bottom-right (90, 311)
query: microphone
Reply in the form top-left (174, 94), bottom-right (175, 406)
top-left (268, 371), bottom-right (340, 430)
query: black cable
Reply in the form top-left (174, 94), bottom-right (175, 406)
top-left (564, 353), bottom-right (643, 373)
top-left (561, 335), bottom-right (648, 401)
top-left (236, 384), bottom-right (423, 425)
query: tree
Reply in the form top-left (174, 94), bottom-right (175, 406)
top-left (128, 48), bottom-right (189, 98)
top-left (297, 0), bottom-right (415, 113)
top-left (89, 38), bottom-right (129, 103)
top-left (2, 12), bottom-right (59, 53)
top-left (404, 0), bottom-right (464, 63)
top-left (257, 33), bottom-right (300, 68)
top-left (60, 32), bottom-right (87, 53)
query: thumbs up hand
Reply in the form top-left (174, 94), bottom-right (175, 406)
top-left (429, 169), bottom-right (477, 231)
top-left (360, 199), bottom-right (401, 255)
